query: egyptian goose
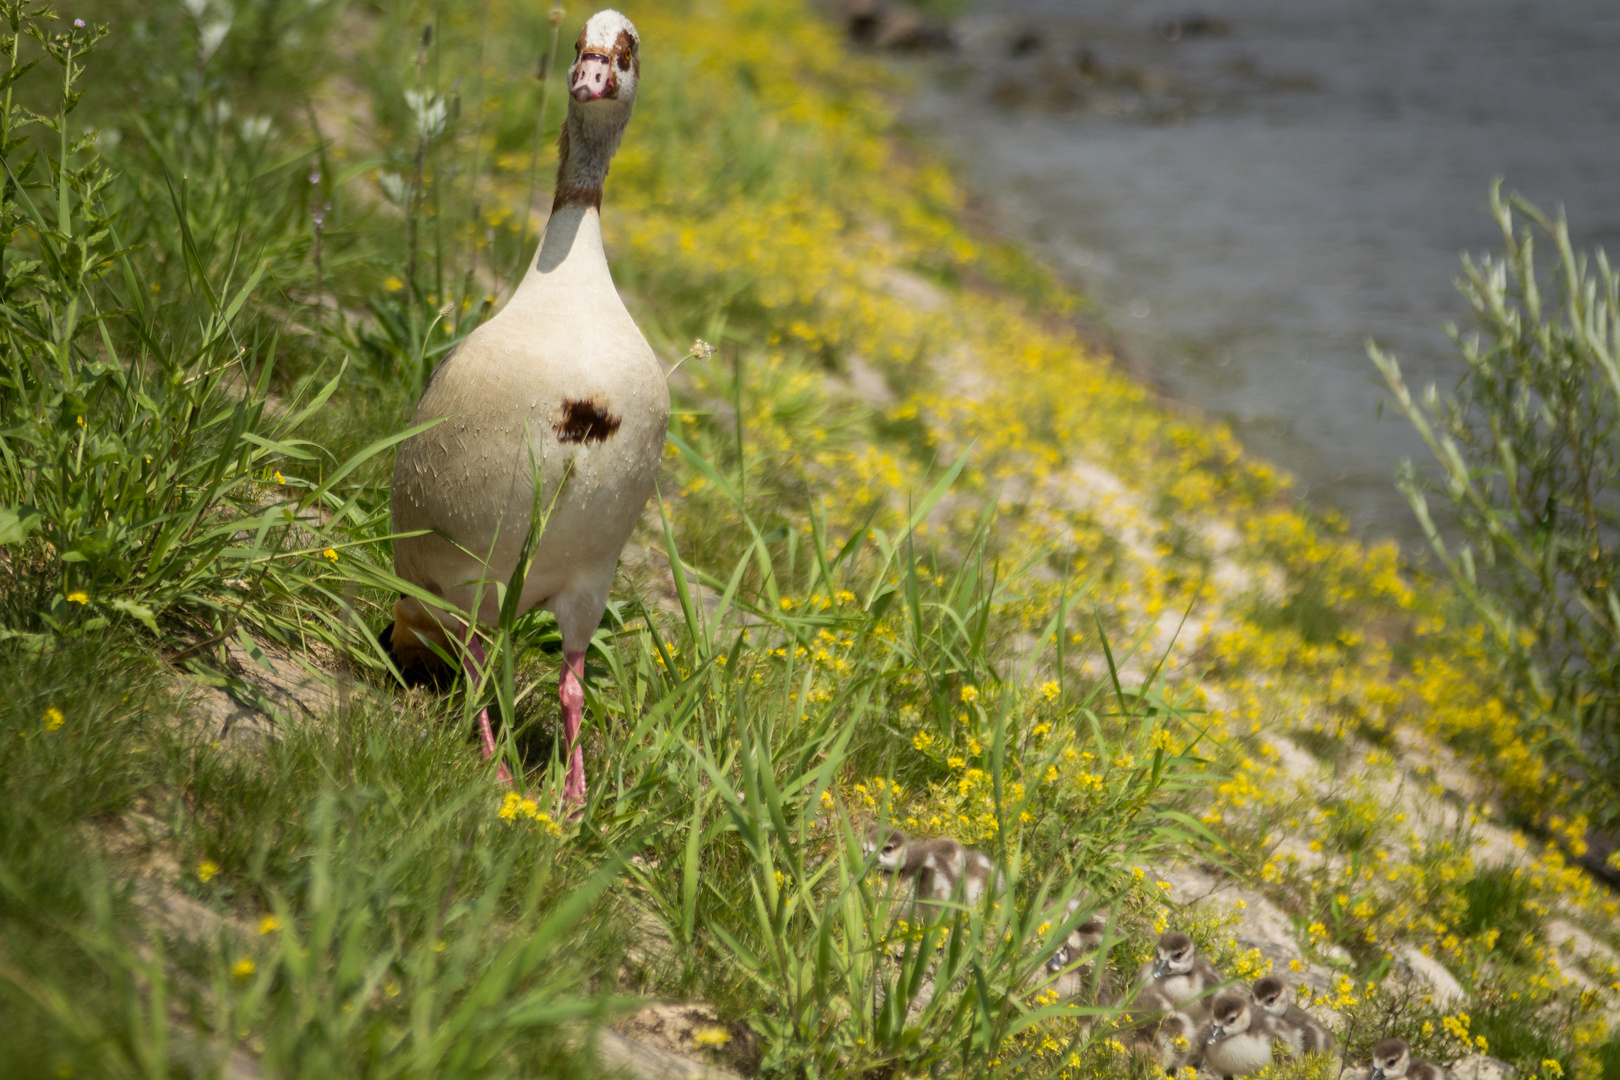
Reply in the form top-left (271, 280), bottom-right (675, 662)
top-left (388, 10), bottom-right (668, 805)
top-left (1136, 930), bottom-right (1223, 1015)
top-left (1204, 991), bottom-right (1283, 1078)
top-left (1370, 1039), bottom-right (1447, 1080)
top-left (1038, 898), bottom-right (1112, 1003)
top-left (1129, 930), bottom-right (1224, 1066)
top-left (863, 824), bottom-right (998, 915)
top-left (1251, 975), bottom-right (1336, 1056)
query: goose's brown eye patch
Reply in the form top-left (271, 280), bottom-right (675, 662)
top-left (613, 29), bottom-right (637, 73)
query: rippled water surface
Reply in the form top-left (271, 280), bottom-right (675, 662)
top-left (901, 0), bottom-right (1620, 545)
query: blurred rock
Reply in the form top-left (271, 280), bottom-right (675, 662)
top-left (1392, 944), bottom-right (1466, 1004)
top-left (1156, 13), bottom-right (1231, 42)
top-left (1008, 27), bottom-right (1043, 57)
top-left (612, 1003), bottom-right (758, 1078)
top-left (1451, 1055), bottom-right (1517, 1080)
top-left (842, 0), bottom-right (954, 52)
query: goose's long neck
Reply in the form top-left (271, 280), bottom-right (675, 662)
top-left (511, 106), bottom-right (629, 301)
top-left (552, 105), bottom-right (628, 212)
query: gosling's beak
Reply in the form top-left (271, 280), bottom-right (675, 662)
top-left (1207, 1027), bottom-right (1224, 1045)
top-left (1151, 960), bottom-right (1167, 979)
top-left (1370, 1070), bottom-right (1385, 1080)
top-left (571, 52), bottom-right (615, 102)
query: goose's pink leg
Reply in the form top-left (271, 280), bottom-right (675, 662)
top-left (462, 631), bottom-right (512, 785)
top-left (560, 650), bottom-right (587, 806)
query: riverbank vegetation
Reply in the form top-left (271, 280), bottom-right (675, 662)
top-left (1372, 185), bottom-right (1620, 832)
top-left (0, 0), bottom-right (1616, 1077)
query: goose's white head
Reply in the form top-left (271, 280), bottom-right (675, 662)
top-left (569, 10), bottom-right (640, 109)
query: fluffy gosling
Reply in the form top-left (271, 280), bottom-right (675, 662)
top-left (1370, 1038), bottom-right (1447, 1080)
top-left (1251, 975), bottom-right (1335, 1055)
top-left (1204, 991), bottom-right (1282, 1079)
top-left (1038, 898), bottom-right (1112, 1003)
top-left (863, 823), bottom-right (996, 913)
top-left (1135, 930), bottom-right (1222, 1015)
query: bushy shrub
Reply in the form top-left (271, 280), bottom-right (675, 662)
top-left (1371, 181), bottom-right (1620, 828)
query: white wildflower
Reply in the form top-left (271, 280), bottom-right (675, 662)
top-left (404, 89), bottom-right (447, 141)
top-left (199, 18), bottom-right (231, 63)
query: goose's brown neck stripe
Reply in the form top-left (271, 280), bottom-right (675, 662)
top-left (550, 102), bottom-right (630, 213)
top-left (551, 125), bottom-right (602, 212)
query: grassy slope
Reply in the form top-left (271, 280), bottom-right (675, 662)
top-left (1, 0), bottom-right (1617, 1077)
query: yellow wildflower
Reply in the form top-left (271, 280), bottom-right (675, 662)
top-left (960, 684), bottom-right (978, 703)
top-left (384, 275), bottom-right (404, 292)
top-left (322, 548), bottom-right (339, 562)
top-left (43, 706), bottom-right (64, 731)
top-left (258, 915), bottom-right (280, 935)
top-left (66, 591), bottom-right (89, 604)
top-left (691, 1026), bottom-right (731, 1049)
top-left (232, 958), bottom-right (255, 979)
top-left (197, 860), bottom-right (220, 883)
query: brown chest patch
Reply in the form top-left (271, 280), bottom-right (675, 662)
top-left (555, 397), bottom-right (621, 443)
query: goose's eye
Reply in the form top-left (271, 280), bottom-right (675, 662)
top-left (617, 51), bottom-right (631, 71)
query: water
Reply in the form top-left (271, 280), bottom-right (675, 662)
top-left (901, 0), bottom-right (1620, 546)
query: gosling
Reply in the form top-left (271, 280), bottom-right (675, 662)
top-left (1250, 975), bottom-right (1335, 1055)
top-left (1134, 930), bottom-right (1223, 1016)
top-left (863, 823), bottom-right (996, 913)
top-left (1038, 898), bottom-right (1112, 1003)
top-left (1128, 931), bottom-right (1223, 1071)
top-left (1204, 991), bottom-right (1282, 1079)
top-left (1370, 1038), bottom-right (1447, 1080)
top-left (1144, 1008), bottom-right (1211, 1073)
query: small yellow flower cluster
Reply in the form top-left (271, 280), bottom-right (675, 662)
top-left (852, 776), bottom-right (903, 814)
top-left (497, 792), bottom-right (563, 837)
top-left (691, 1025), bottom-right (731, 1049)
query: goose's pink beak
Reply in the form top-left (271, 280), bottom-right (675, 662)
top-left (571, 53), bottom-right (615, 102)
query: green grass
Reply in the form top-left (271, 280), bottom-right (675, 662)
top-left (1455, 865), bottom-right (1541, 967)
top-left (1598, 1028), bottom-right (1620, 1080)
top-left (0, 7), bottom-right (1215, 1073)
